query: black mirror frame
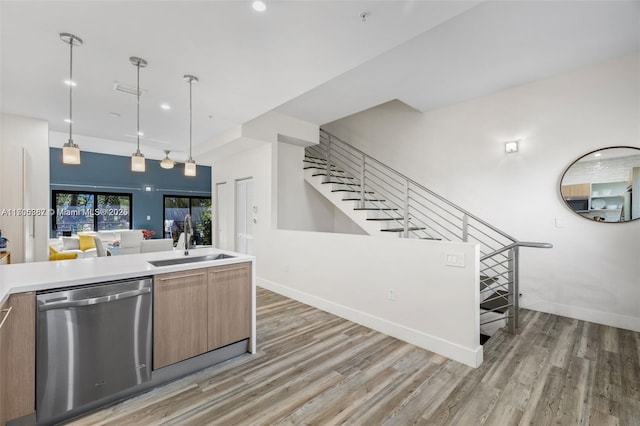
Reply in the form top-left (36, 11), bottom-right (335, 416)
top-left (560, 145), bottom-right (640, 223)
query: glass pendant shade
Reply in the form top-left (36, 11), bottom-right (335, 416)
top-left (130, 56), bottom-right (147, 172)
top-left (62, 142), bottom-right (81, 164)
top-left (183, 75), bottom-right (198, 177)
top-left (184, 159), bottom-right (196, 176)
top-left (60, 33), bottom-right (83, 165)
top-left (160, 150), bottom-right (175, 169)
top-left (131, 151), bottom-right (145, 172)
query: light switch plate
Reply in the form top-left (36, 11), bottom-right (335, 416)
top-left (445, 252), bottom-right (465, 268)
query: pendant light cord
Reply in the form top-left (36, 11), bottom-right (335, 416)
top-left (68, 39), bottom-right (73, 143)
top-left (189, 78), bottom-right (193, 161)
top-left (136, 61), bottom-right (140, 153)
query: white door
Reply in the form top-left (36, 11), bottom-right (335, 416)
top-left (215, 182), bottom-right (228, 249)
top-left (235, 178), bottom-right (253, 254)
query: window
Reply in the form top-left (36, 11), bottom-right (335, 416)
top-left (163, 196), bottom-right (212, 245)
top-left (52, 191), bottom-right (132, 236)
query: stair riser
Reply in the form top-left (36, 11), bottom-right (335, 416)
top-left (347, 200), bottom-right (389, 208)
top-left (364, 210), bottom-right (404, 220)
top-left (377, 220), bottom-right (408, 230)
top-left (480, 311), bottom-right (508, 337)
top-left (330, 183), bottom-right (363, 192)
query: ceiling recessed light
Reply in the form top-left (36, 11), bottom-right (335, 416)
top-left (64, 118), bottom-right (72, 123)
top-left (137, 131), bottom-right (144, 137)
top-left (252, 1), bottom-right (266, 12)
top-left (160, 103), bottom-right (171, 110)
top-left (594, 152), bottom-right (602, 157)
top-left (64, 79), bottom-right (77, 87)
top-left (108, 112), bottom-right (121, 118)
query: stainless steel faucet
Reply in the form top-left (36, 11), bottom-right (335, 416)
top-left (184, 214), bottom-right (193, 256)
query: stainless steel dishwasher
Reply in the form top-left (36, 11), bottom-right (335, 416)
top-left (36, 277), bottom-right (152, 422)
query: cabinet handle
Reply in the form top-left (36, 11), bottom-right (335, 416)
top-left (158, 272), bottom-right (206, 281)
top-left (0, 307), bottom-right (12, 329)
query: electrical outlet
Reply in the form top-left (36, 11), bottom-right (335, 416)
top-left (387, 288), bottom-right (396, 301)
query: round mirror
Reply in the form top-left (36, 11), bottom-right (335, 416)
top-left (560, 146), bottom-right (640, 223)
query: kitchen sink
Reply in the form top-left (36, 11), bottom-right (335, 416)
top-left (148, 253), bottom-right (235, 267)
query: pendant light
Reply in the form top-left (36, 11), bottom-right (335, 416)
top-left (160, 150), bottom-right (175, 169)
top-left (60, 33), bottom-right (83, 165)
top-left (183, 75), bottom-right (198, 177)
top-left (130, 56), bottom-right (147, 172)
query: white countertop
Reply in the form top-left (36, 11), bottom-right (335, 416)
top-left (0, 248), bottom-right (255, 305)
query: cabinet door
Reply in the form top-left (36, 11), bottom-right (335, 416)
top-left (561, 183), bottom-right (590, 199)
top-left (154, 270), bottom-right (208, 370)
top-left (0, 292), bottom-right (36, 424)
top-left (208, 262), bottom-right (252, 351)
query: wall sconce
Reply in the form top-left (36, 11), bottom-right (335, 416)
top-left (505, 140), bottom-right (519, 154)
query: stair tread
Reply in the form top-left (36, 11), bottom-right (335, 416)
top-left (322, 181), bottom-right (361, 186)
top-left (343, 198), bottom-right (386, 202)
top-left (381, 227), bottom-right (426, 232)
top-left (480, 275), bottom-right (499, 291)
top-left (420, 237), bottom-right (443, 240)
top-left (366, 217), bottom-right (404, 221)
top-left (332, 189), bottom-right (375, 193)
top-left (304, 167), bottom-right (346, 174)
top-left (353, 208), bottom-right (398, 211)
top-left (312, 173), bottom-right (354, 179)
top-left (480, 334), bottom-right (491, 345)
top-left (480, 290), bottom-right (510, 313)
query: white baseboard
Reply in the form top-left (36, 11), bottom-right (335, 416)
top-left (522, 298), bottom-right (640, 332)
top-left (258, 277), bottom-right (483, 368)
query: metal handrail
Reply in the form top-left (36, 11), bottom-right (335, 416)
top-left (307, 129), bottom-right (553, 334)
top-left (320, 129), bottom-right (519, 243)
top-left (481, 241), bottom-right (553, 261)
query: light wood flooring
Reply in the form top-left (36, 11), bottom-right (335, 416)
top-left (69, 287), bottom-right (640, 425)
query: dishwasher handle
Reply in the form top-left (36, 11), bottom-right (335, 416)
top-left (38, 288), bottom-right (151, 311)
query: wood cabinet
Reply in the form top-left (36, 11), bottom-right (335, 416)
top-left (153, 262), bottom-right (252, 370)
top-left (561, 183), bottom-right (590, 199)
top-left (208, 263), bottom-right (252, 351)
top-left (0, 252), bottom-right (10, 265)
top-left (0, 292), bottom-right (35, 424)
top-left (153, 270), bottom-right (209, 370)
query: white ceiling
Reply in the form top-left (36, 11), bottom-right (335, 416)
top-left (0, 0), bottom-right (478, 162)
top-left (1, 1), bottom-right (638, 164)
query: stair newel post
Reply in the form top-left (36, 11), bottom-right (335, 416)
top-left (403, 179), bottom-right (410, 238)
top-left (507, 246), bottom-right (520, 334)
top-left (326, 135), bottom-right (332, 183)
top-left (513, 246), bottom-right (520, 332)
top-left (462, 214), bottom-right (469, 242)
top-left (359, 153), bottom-right (366, 209)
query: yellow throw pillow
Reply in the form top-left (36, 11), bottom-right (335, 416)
top-left (49, 253), bottom-right (78, 261)
top-left (78, 234), bottom-right (96, 251)
top-left (49, 246), bottom-right (59, 255)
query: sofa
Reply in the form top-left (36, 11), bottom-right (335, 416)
top-left (49, 230), bottom-right (145, 259)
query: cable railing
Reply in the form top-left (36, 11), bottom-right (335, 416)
top-left (305, 129), bottom-right (552, 333)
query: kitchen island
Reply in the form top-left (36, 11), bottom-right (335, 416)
top-left (0, 248), bottom-right (256, 425)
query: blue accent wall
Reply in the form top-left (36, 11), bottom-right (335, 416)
top-left (50, 148), bottom-right (211, 238)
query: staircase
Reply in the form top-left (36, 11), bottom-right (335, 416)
top-left (304, 129), bottom-right (551, 338)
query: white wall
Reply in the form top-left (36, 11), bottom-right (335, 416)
top-left (260, 230), bottom-right (481, 367)
top-left (213, 142), bottom-right (272, 253)
top-left (0, 114), bottom-right (50, 263)
top-left (212, 118), bottom-right (483, 367)
top-left (277, 141), bottom-right (367, 234)
top-left (324, 53), bottom-right (640, 332)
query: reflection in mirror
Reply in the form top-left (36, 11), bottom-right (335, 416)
top-left (560, 146), bottom-right (640, 223)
